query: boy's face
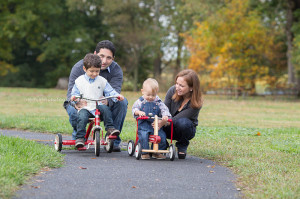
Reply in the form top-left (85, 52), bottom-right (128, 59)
top-left (95, 48), bottom-right (114, 70)
top-left (142, 86), bottom-right (157, 102)
top-left (83, 66), bottom-right (100, 79)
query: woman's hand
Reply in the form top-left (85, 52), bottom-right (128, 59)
top-left (152, 117), bottom-right (168, 130)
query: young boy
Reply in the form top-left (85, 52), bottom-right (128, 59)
top-left (132, 78), bottom-right (171, 160)
top-left (71, 53), bottom-right (124, 148)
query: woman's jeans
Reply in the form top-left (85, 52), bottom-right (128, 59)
top-left (163, 117), bottom-right (196, 152)
top-left (65, 98), bottom-right (128, 146)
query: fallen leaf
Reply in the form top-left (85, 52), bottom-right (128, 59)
top-left (79, 166), bottom-right (87, 169)
top-left (209, 170), bottom-right (215, 173)
top-left (256, 132), bottom-right (261, 136)
top-left (132, 186), bottom-right (136, 188)
top-left (31, 186), bottom-right (40, 189)
top-left (91, 158), bottom-right (96, 159)
top-left (36, 180), bottom-right (45, 183)
top-left (211, 165), bottom-right (215, 168)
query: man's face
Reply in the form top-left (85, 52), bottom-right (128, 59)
top-left (95, 48), bottom-right (114, 70)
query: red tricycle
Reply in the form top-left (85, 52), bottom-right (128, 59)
top-left (127, 115), bottom-right (176, 161)
top-left (54, 95), bottom-right (119, 156)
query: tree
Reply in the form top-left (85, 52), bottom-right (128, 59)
top-left (184, 0), bottom-right (275, 95)
top-left (0, 0), bottom-right (107, 87)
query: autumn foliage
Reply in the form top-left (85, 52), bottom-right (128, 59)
top-left (183, 0), bottom-right (279, 94)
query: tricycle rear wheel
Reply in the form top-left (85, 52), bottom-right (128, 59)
top-left (104, 134), bottom-right (114, 153)
top-left (54, 133), bottom-right (62, 152)
top-left (127, 140), bottom-right (135, 156)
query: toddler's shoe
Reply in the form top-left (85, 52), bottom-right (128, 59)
top-left (152, 153), bottom-right (166, 160)
top-left (75, 138), bottom-right (85, 148)
top-left (141, 153), bottom-right (150, 160)
top-left (106, 128), bottom-right (120, 136)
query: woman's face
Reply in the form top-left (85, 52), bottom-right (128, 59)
top-left (175, 76), bottom-right (191, 97)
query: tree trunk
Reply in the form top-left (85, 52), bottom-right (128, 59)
top-left (153, 0), bottom-right (162, 81)
top-left (174, 33), bottom-right (183, 78)
top-left (286, 0), bottom-right (296, 85)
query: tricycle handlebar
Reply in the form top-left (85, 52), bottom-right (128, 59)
top-left (73, 95), bottom-right (120, 102)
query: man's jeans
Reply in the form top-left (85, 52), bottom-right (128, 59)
top-left (163, 117), bottom-right (196, 152)
top-left (65, 98), bottom-right (128, 146)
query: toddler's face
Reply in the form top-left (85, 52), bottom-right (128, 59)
top-left (142, 86), bottom-right (156, 102)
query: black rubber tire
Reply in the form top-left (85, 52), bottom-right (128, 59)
top-left (135, 142), bottom-right (142, 160)
top-left (95, 130), bottom-right (100, 157)
top-left (127, 140), bottom-right (135, 156)
top-left (169, 144), bottom-right (176, 161)
top-left (54, 133), bottom-right (62, 152)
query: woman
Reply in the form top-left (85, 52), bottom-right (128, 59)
top-left (161, 69), bottom-right (203, 159)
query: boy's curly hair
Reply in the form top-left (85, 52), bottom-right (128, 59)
top-left (83, 53), bottom-right (102, 69)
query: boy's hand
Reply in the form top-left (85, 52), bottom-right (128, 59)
top-left (71, 96), bottom-right (77, 101)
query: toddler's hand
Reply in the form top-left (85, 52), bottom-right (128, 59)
top-left (162, 116), bottom-right (168, 122)
top-left (137, 111), bottom-right (146, 117)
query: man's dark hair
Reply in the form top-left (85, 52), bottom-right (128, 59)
top-left (83, 53), bottom-right (102, 69)
top-left (95, 40), bottom-right (116, 57)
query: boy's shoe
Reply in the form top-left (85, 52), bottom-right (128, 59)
top-left (178, 152), bottom-right (186, 159)
top-left (141, 154), bottom-right (150, 160)
top-left (106, 128), bottom-right (120, 136)
top-left (75, 138), bottom-right (85, 148)
top-left (152, 153), bottom-right (166, 160)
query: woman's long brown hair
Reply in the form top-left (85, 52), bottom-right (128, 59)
top-left (172, 69), bottom-right (203, 109)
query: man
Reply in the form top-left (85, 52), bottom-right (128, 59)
top-left (64, 40), bottom-right (128, 152)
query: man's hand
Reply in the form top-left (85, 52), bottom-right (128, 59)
top-left (101, 99), bottom-right (108, 106)
top-left (117, 94), bottom-right (124, 101)
top-left (71, 96), bottom-right (87, 110)
top-left (74, 100), bottom-right (87, 110)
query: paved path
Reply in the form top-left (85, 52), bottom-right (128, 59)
top-left (1, 129), bottom-right (241, 199)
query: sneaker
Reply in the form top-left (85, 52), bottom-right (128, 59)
top-left (152, 153), bottom-right (166, 160)
top-left (106, 128), bottom-right (120, 136)
top-left (178, 152), bottom-right (186, 159)
top-left (141, 154), bottom-right (150, 160)
top-left (75, 138), bottom-right (85, 148)
top-left (112, 145), bottom-right (121, 152)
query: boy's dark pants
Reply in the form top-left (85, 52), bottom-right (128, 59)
top-left (76, 105), bottom-right (115, 139)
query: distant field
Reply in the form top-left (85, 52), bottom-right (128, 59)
top-left (0, 87), bottom-right (299, 198)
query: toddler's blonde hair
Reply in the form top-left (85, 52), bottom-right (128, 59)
top-left (142, 78), bottom-right (159, 94)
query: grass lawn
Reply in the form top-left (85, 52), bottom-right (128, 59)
top-left (0, 87), bottom-right (299, 198)
top-left (0, 135), bottom-right (64, 199)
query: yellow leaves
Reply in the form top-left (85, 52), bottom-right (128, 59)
top-left (183, 0), bottom-right (275, 91)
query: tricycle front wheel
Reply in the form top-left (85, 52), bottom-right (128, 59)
top-left (94, 130), bottom-right (100, 157)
